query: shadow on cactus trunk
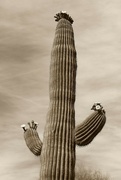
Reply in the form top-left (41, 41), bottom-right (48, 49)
top-left (21, 11), bottom-right (106, 180)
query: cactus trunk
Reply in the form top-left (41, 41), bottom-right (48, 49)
top-left (40, 15), bottom-right (77, 180)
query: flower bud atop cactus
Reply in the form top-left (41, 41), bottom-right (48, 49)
top-left (54, 11), bottom-right (74, 24)
top-left (21, 124), bottom-right (26, 132)
top-left (91, 102), bottom-right (104, 112)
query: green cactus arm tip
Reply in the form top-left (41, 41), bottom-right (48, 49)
top-left (75, 103), bottom-right (106, 146)
top-left (21, 121), bottom-right (43, 156)
top-left (54, 11), bottom-right (74, 24)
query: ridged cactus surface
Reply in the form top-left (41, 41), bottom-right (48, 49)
top-left (75, 103), bottom-right (106, 146)
top-left (40, 12), bottom-right (77, 180)
top-left (22, 121), bottom-right (43, 156)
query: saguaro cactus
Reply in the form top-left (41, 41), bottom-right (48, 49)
top-left (21, 12), bottom-right (106, 180)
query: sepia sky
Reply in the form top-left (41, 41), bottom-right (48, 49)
top-left (0, 0), bottom-right (121, 179)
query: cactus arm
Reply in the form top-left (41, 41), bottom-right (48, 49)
top-left (21, 121), bottom-right (43, 156)
top-left (40, 11), bottom-right (77, 180)
top-left (75, 103), bottom-right (106, 146)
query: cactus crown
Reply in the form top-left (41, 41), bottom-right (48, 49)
top-left (54, 11), bottom-right (74, 24)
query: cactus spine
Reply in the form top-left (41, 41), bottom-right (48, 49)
top-left (21, 12), bottom-right (106, 180)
